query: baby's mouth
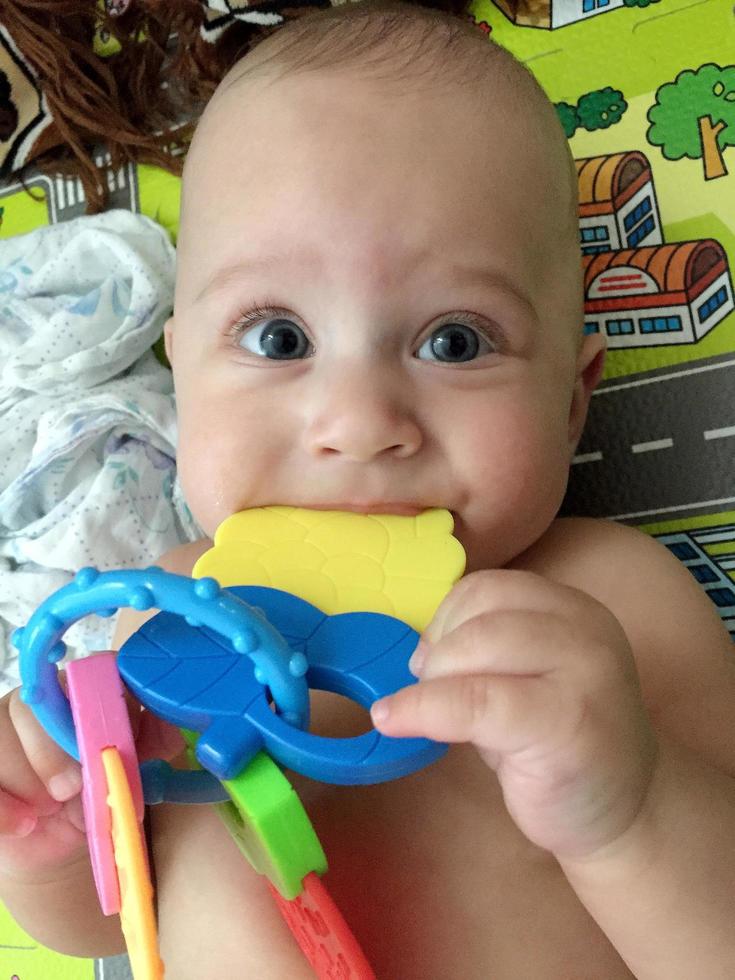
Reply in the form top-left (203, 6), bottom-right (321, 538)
top-left (306, 502), bottom-right (427, 517)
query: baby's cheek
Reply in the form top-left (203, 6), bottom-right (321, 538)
top-left (464, 407), bottom-right (569, 552)
top-left (470, 400), bottom-right (566, 480)
top-left (174, 421), bottom-right (233, 532)
top-left (521, 408), bottom-right (571, 496)
top-left (175, 447), bottom-right (216, 534)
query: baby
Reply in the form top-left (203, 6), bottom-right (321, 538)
top-left (2, 3), bottom-right (734, 978)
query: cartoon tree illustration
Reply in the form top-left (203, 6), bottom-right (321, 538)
top-left (556, 87), bottom-right (627, 139)
top-left (556, 102), bottom-right (578, 139)
top-left (577, 87), bottom-right (627, 130)
top-left (648, 63), bottom-right (735, 181)
top-left (623, 0), bottom-right (660, 6)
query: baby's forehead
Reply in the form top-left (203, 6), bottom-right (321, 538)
top-left (182, 74), bottom-right (573, 285)
top-left (191, 6), bottom-right (565, 168)
top-left (177, 17), bottom-right (579, 318)
top-left (187, 58), bottom-right (569, 206)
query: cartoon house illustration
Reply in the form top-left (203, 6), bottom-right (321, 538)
top-left (492, 0), bottom-right (624, 30)
top-left (577, 152), bottom-right (663, 255)
top-left (582, 240), bottom-right (735, 348)
top-left (657, 530), bottom-right (735, 641)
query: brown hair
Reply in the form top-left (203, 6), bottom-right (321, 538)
top-left (4, 0), bottom-right (471, 213)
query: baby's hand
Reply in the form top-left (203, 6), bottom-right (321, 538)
top-left (0, 674), bottom-right (184, 882)
top-left (371, 570), bottom-right (658, 862)
top-left (0, 680), bottom-right (87, 881)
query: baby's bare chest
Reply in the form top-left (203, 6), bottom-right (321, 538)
top-left (153, 718), bottom-right (634, 979)
top-left (290, 736), bottom-right (632, 979)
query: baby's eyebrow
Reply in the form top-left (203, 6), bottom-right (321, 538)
top-left (449, 263), bottom-right (538, 325)
top-left (194, 254), bottom-right (291, 305)
top-left (194, 254), bottom-right (537, 326)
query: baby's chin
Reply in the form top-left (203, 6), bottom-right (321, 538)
top-left (452, 511), bottom-right (558, 574)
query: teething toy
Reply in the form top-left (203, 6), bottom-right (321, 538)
top-left (119, 586), bottom-right (444, 785)
top-left (15, 507), bottom-right (466, 980)
top-left (102, 746), bottom-right (162, 980)
top-left (66, 652), bottom-right (144, 916)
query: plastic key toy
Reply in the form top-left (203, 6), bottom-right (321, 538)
top-left (101, 745), bottom-right (161, 980)
top-left (15, 507), bottom-right (466, 979)
top-left (66, 652), bottom-right (146, 917)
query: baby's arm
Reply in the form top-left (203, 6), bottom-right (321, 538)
top-left (373, 518), bottom-right (735, 980)
top-left (535, 521), bottom-right (735, 980)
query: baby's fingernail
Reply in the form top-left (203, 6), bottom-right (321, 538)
top-left (13, 815), bottom-right (37, 838)
top-left (371, 698), bottom-right (391, 724)
top-left (408, 643), bottom-right (425, 676)
top-left (48, 768), bottom-right (83, 802)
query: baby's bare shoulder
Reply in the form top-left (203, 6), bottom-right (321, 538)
top-left (513, 517), bottom-right (735, 772)
top-left (512, 516), bottom-right (708, 599)
top-left (512, 516), bottom-right (684, 592)
top-left (510, 515), bottom-right (729, 664)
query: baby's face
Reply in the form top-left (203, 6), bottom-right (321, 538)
top-left (168, 66), bottom-right (603, 571)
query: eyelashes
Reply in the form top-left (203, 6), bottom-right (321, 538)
top-left (228, 303), bottom-right (299, 339)
top-left (225, 302), bottom-right (507, 361)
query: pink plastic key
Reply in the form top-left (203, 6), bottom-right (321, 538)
top-left (67, 652), bottom-right (145, 915)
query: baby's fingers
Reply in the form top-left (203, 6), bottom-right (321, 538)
top-left (371, 672), bottom-right (558, 758)
top-left (0, 787), bottom-right (39, 837)
top-left (424, 569), bottom-right (575, 645)
top-left (4, 688), bottom-right (81, 807)
top-left (0, 692), bottom-right (63, 836)
top-left (411, 609), bottom-right (569, 682)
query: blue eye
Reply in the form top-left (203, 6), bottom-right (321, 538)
top-left (238, 317), bottom-right (313, 360)
top-left (416, 323), bottom-right (493, 363)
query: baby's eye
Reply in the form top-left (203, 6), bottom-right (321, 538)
top-left (238, 317), bottom-right (313, 360)
top-left (415, 322), bottom-right (495, 363)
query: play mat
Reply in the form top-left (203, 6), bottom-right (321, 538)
top-left (1, 0), bottom-right (733, 976)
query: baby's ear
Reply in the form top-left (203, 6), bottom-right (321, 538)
top-left (567, 330), bottom-right (606, 454)
top-left (163, 316), bottom-right (175, 365)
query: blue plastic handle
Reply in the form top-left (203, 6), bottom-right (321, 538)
top-left (14, 567), bottom-right (310, 760)
top-left (119, 586), bottom-right (447, 785)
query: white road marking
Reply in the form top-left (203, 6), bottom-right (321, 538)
top-left (608, 496), bottom-right (735, 522)
top-left (704, 425), bottom-right (735, 441)
top-left (572, 451), bottom-right (603, 464)
top-left (631, 438), bottom-right (673, 454)
top-left (594, 357), bottom-right (735, 394)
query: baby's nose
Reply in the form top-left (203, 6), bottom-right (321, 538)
top-left (312, 425), bottom-right (421, 462)
top-left (304, 378), bottom-right (423, 462)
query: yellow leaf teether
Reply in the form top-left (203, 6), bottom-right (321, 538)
top-left (193, 506), bottom-right (465, 632)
